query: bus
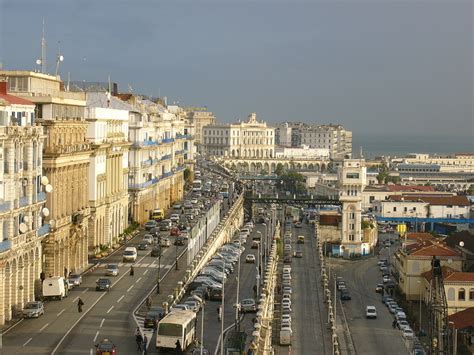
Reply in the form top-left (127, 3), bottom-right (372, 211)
top-left (192, 180), bottom-right (202, 192)
top-left (219, 184), bottom-right (229, 198)
top-left (156, 310), bottom-right (196, 351)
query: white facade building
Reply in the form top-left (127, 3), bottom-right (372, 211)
top-left (0, 80), bottom-right (48, 325)
top-left (203, 112), bottom-right (274, 159)
top-left (275, 145), bottom-right (329, 159)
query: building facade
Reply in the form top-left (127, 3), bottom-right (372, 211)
top-left (185, 108), bottom-right (215, 154)
top-left (203, 112), bottom-right (275, 159)
top-left (0, 70), bottom-right (91, 277)
top-left (0, 79), bottom-right (47, 325)
top-left (85, 92), bottom-right (130, 254)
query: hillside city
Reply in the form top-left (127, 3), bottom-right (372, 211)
top-left (0, 70), bottom-right (473, 355)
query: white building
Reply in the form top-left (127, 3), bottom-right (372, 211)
top-left (300, 124), bottom-right (352, 159)
top-left (203, 112), bottom-right (274, 158)
top-left (85, 92), bottom-right (130, 253)
top-left (0, 79), bottom-right (48, 325)
top-left (275, 145), bottom-right (329, 159)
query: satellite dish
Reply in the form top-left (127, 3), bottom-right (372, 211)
top-left (23, 216), bottom-right (29, 223)
top-left (41, 176), bottom-right (49, 185)
top-left (19, 223), bottom-right (28, 233)
top-left (59, 55), bottom-right (64, 62)
top-left (49, 220), bottom-right (56, 228)
top-left (42, 207), bottom-right (50, 217)
top-left (36, 59), bottom-right (42, 65)
top-left (45, 184), bottom-right (53, 193)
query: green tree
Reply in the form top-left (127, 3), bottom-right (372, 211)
top-left (184, 168), bottom-right (192, 184)
top-left (275, 163), bottom-right (285, 176)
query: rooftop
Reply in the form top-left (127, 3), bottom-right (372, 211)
top-left (405, 240), bottom-right (461, 258)
top-left (422, 266), bottom-right (474, 283)
top-left (447, 307), bottom-right (474, 330)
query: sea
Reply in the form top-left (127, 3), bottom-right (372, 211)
top-left (352, 134), bottom-right (474, 159)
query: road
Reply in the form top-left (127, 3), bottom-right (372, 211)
top-left (330, 233), bottom-right (409, 355)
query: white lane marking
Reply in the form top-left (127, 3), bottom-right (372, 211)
top-left (143, 270), bottom-right (149, 275)
top-left (117, 295), bottom-right (125, 303)
top-left (90, 349), bottom-right (93, 355)
top-left (57, 309), bottom-right (65, 317)
top-left (93, 330), bottom-right (99, 342)
top-left (135, 277), bottom-right (142, 283)
top-left (23, 337), bottom-right (33, 347)
top-left (100, 318), bottom-right (105, 328)
top-left (72, 296), bottom-right (79, 303)
top-left (127, 285), bottom-right (134, 292)
top-left (106, 306), bottom-right (114, 314)
top-left (39, 323), bottom-right (49, 332)
top-left (141, 263), bottom-right (149, 267)
top-left (81, 288), bottom-right (89, 294)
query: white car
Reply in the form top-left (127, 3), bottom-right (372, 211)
top-left (383, 275), bottom-right (390, 283)
top-left (170, 214), bottom-right (180, 223)
top-left (282, 273), bottom-right (291, 281)
top-left (366, 306), bottom-right (377, 319)
top-left (246, 254), bottom-right (256, 263)
top-left (281, 319), bottom-right (291, 328)
top-left (143, 234), bottom-right (154, 244)
top-left (402, 328), bottom-right (415, 340)
top-left (281, 314), bottom-right (292, 323)
top-left (282, 299), bottom-right (292, 308)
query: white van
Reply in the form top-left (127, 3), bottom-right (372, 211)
top-left (42, 276), bottom-right (67, 300)
top-left (123, 247), bottom-right (137, 262)
top-left (280, 327), bottom-right (292, 345)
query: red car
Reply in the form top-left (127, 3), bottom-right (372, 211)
top-left (95, 339), bottom-right (117, 355)
top-left (170, 227), bottom-right (180, 237)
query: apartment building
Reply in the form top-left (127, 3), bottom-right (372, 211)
top-left (202, 112), bottom-right (274, 158)
top-left (0, 70), bottom-right (91, 277)
top-left (0, 79), bottom-right (48, 325)
top-left (185, 108), bottom-right (215, 154)
top-left (85, 92), bottom-right (131, 254)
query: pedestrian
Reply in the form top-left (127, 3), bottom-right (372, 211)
top-left (253, 284), bottom-right (257, 297)
top-left (143, 334), bottom-right (148, 355)
top-left (217, 305), bottom-right (222, 321)
top-left (136, 332), bottom-right (143, 351)
top-left (130, 265), bottom-right (135, 276)
top-left (392, 319), bottom-right (397, 328)
top-left (146, 296), bottom-right (152, 309)
top-left (153, 319), bottom-right (158, 333)
top-left (77, 298), bottom-right (84, 313)
top-left (64, 267), bottom-right (68, 278)
top-left (175, 339), bottom-right (183, 354)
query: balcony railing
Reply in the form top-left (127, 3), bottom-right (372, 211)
top-left (133, 140), bottom-right (160, 148)
top-left (37, 224), bottom-right (50, 236)
top-left (0, 200), bottom-right (12, 213)
top-left (128, 177), bottom-right (160, 190)
top-left (162, 138), bottom-right (175, 143)
top-left (0, 240), bottom-right (12, 253)
top-left (19, 196), bottom-right (29, 207)
top-left (176, 134), bottom-right (193, 140)
top-left (175, 150), bottom-right (184, 155)
top-left (161, 154), bottom-right (172, 161)
top-left (162, 172), bottom-right (173, 179)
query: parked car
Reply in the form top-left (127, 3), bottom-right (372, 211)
top-left (174, 237), bottom-right (186, 246)
top-left (151, 246), bottom-right (162, 257)
top-left (22, 301), bottom-right (44, 318)
top-left (251, 240), bottom-right (260, 249)
top-left (96, 278), bottom-right (111, 292)
top-left (170, 214), bottom-right (180, 223)
top-left (105, 264), bottom-right (119, 276)
top-left (294, 251), bottom-right (303, 258)
top-left (160, 238), bottom-right (171, 247)
top-left (402, 328), bottom-right (415, 340)
top-left (138, 242), bottom-right (149, 250)
top-left (375, 283), bottom-right (384, 293)
top-left (340, 290), bottom-right (351, 300)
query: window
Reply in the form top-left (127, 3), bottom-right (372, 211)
top-left (447, 288), bottom-right (455, 301)
top-left (458, 288), bottom-right (465, 301)
top-left (404, 207), bottom-right (408, 212)
top-left (470, 289), bottom-right (474, 300)
top-left (393, 207), bottom-right (397, 212)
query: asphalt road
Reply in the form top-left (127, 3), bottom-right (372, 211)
top-left (330, 233), bottom-right (409, 355)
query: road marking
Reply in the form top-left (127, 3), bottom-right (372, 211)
top-left (72, 296), bottom-right (79, 303)
top-left (141, 263), bottom-right (149, 267)
top-left (90, 349), bottom-right (93, 355)
top-left (23, 337), bottom-right (32, 347)
top-left (135, 277), bottom-right (142, 283)
top-left (117, 295), bottom-right (125, 303)
top-left (57, 309), bottom-right (65, 317)
top-left (106, 306), bottom-right (114, 314)
top-left (127, 285), bottom-right (134, 292)
top-left (39, 323), bottom-right (49, 332)
top-left (81, 288), bottom-right (89, 294)
top-left (93, 330), bottom-right (99, 342)
top-left (100, 318), bottom-right (105, 328)
top-left (143, 270), bottom-right (149, 275)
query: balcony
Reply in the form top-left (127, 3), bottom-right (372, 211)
top-left (0, 240), bottom-right (12, 253)
top-left (19, 196), bottom-right (29, 207)
top-left (176, 134), bottom-right (193, 140)
top-left (128, 177), bottom-right (160, 190)
top-left (175, 150), bottom-right (184, 155)
top-left (0, 200), bottom-right (12, 213)
top-left (162, 172), bottom-right (173, 179)
top-left (133, 140), bottom-right (160, 148)
top-left (37, 224), bottom-right (50, 236)
top-left (162, 138), bottom-right (175, 144)
top-left (161, 154), bottom-right (172, 161)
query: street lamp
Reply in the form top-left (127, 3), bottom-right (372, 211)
top-left (157, 251), bottom-right (162, 294)
top-left (448, 321), bottom-right (458, 355)
top-left (175, 241), bottom-right (179, 271)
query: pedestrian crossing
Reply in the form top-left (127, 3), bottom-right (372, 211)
top-left (98, 262), bottom-right (173, 269)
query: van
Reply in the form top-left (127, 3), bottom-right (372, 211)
top-left (152, 209), bottom-right (164, 221)
top-left (42, 276), bottom-right (68, 300)
top-left (280, 327), bottom-right (292, 345)
top-left (123, 247), bottom-right (137, 262)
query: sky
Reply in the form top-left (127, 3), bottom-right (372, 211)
top-left (0, 0), bottom-right (472, 139)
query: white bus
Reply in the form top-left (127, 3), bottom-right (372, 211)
top-left (192, 180), bottom-right (202, 192)
top-left (156, 310), bottom-right (196, 351)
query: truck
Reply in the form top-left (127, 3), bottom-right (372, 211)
top-left (42, 276), bottom-right (68, 300)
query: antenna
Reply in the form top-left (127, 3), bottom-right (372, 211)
top-left (55, 41), bottom-right (64, 76)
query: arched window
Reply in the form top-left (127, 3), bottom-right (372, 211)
top-left (458, 288), bottom-right (465, 301)
top-left (447, 287), bottom-right (455, 301)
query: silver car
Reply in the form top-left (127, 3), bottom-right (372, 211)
top-left (241, 298), bottom-right (256, 313)
top-left (106, 263), bottom-right (119, 276)
top-left (23, 301), bottom-right (44, 318)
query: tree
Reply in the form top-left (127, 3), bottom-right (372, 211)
top-left (183, 168), bottom-right (192, 184)
top-left (260, 169), bottom-right (269, 176)
top-left (275, 163), bottom-right (285, 176)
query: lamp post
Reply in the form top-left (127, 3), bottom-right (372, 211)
top-left (157, 251), bottom-right (162, 294)
top-left (235, 248), bottom-right (241, 331)
top-left (448, 321), bottom-right (457, 355)
top-left (256, 242), bottom-right (261, 299)
top-left (175, 242), bottom-right (179, 271)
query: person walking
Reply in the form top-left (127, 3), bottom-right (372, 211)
top-left (143, 334), bottom-right (148, 355)
top-left (136, 331), bottom-right (143, 351)
top-left (130, 265), bottom-right (135, 276)
top-left (218, 305), bottom-right (222, 321)
top-left (77, 298), bottom-right (84, 313)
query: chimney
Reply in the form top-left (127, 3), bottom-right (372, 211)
top-left (0, 76), bottom-right (7, 95)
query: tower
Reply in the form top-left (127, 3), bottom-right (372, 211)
top-left (338, 159), bottom-right (367, 257)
